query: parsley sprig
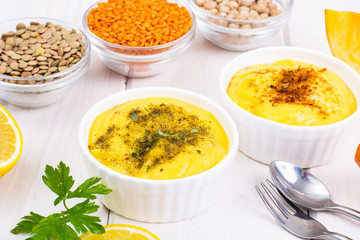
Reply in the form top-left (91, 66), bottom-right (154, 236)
top-left (11, 161), bottom-right (112, 240)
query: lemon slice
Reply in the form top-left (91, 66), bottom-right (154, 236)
top-left (80, 224), bottom-right (160, 240)
top-left (325, 9), bottom-right (360, 74)
top-left (0, 105), bottom-right (23, 177)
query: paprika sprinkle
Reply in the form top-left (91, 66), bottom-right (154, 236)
top-left (87, 0), bottom-right (193, 47)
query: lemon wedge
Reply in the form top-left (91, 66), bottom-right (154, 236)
top-left (80, 224), bottom-right (160, 240)
top-left (0, 105), bottom-right (23, 177)
top-left (325, 9), bottom-right (360, 74)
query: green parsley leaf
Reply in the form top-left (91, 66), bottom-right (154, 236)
top-left (42, 161), bottom-right (74, 206)
top-left (58, 224), bottom-right (80, 240)
top-left (30, 213), bottom-right (64, 240)
top-left (11, 161), bottom-right (112, 240)
top-left (10, 212), bottom-right (44, 234)
top-left (130, 111), bottom-right (138, 122)
top-left (68, 177), bottom-right (112, 200)
top-left (66, 199), bottom-right (104, 234)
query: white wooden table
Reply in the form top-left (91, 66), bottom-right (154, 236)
top-left (1, 0), bottom-right (360, 239)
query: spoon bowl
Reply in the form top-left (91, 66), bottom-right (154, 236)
top-left (270, 160), bottom-right (360, 221)
top-left (270, 161), bottom-right (332, 209)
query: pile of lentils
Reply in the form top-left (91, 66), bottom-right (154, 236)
top-left (195, 0), bottom-right (283, 29)
top-left (87, 0), bottom-right (193, 47)
top-left (0, 22), bottom-right (85, 84)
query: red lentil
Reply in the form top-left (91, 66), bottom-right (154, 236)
top-left (87, 0), bottom-right (193, 47)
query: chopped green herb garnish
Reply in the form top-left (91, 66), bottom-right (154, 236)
top-left (190, 128), bottom-right (198, 134)
top-left (146, 165), bottom-right (151, 172)
top-left (177, 129), bottom-right (187, 142)
top-left (196, 150), bottom-right (201, 154)
top-left (145, 107), bottom-right (155, 118)
top-left (130, 111), bottom-right (138, 122)
top-left (130, 128), bottom-right (199, 160)
top-left (155, 130), bottom-right (173, 137)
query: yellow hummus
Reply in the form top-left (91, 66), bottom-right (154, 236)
top-left (226, 59), bottom-right (357, 126)
top-left (88, 97), bottom-right (229, 180)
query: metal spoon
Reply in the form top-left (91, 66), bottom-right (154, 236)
top-left (270, 160), bottom-right (360, 221)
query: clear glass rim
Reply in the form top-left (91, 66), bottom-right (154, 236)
top-left (82, 0), bottom-right (196, 52)
top-left (0, 17), bottom-right (91, 86)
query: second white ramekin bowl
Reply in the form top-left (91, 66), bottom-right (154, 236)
top-left (220, 46), bottom-right (360, 168)
top-left (79, 87), bottom-right (238, 222)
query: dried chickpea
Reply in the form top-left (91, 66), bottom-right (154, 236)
top-left (226, 14), bottom-right (235, 19)
top-left (249, 3), bottom-right (256, 10)
top-left (219, 5), bottom-right (230, 13)
top-left (257, 0), bottom-right (267, 5)
top-left (255, 3), bottom-right (267, 13)
top-left (227, 1), bottom-right (239, 9)
top-left (240, 0), bottom-right (254, 7)
top-left (195, 0), bottom-right (205, 6)
top-left (240, 24), bottom-right (252, 29)
top-left (204, 1), bottom-right (217, 10)
top-left (239, 9), bottom-right (250, 18)
top-left (269, 3), bottom-right (277, 9)
top-left (235, 14), bottom-right (246, 20)
top-left (219, 0), bottom-right (230, 6)
top-left (229, 23), bottom-right (240, 29)
top-left (229, 9), bottom-right (239, 15)
top-left (219, 12), bottom-right (227, 18)
top-left (270, 8), bottom-right (283, 16)
top-left (209, 8), bottom-right (219, 15)
top-left (239, 6), bottom-right (250, 11)
top-left (249, 9), bottom-right (259, 17)
top-left (215, 19), bottom-right (229, 27)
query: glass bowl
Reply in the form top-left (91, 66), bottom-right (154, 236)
top-left (82, 0), bottom-right (196, 78)
top-left (188, 0), bottom-right (294, 51)
top-left (0, 17), bottom-right (91, 108)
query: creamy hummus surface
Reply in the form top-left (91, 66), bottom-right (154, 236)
top-left (227, 59), bottom-right (357, 126)
top-left (88, 98), bottom-right (229, 180)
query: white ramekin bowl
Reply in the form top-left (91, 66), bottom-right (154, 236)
top-left (220, 46), bottom-right (360, 168)
top-left (79, 87), bottom-right (238, 222)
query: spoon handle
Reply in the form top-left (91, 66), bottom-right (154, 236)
top-left (320, 231), bottom-right (353, 240)
top-left (328, 202), bottom-right (360, 221)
